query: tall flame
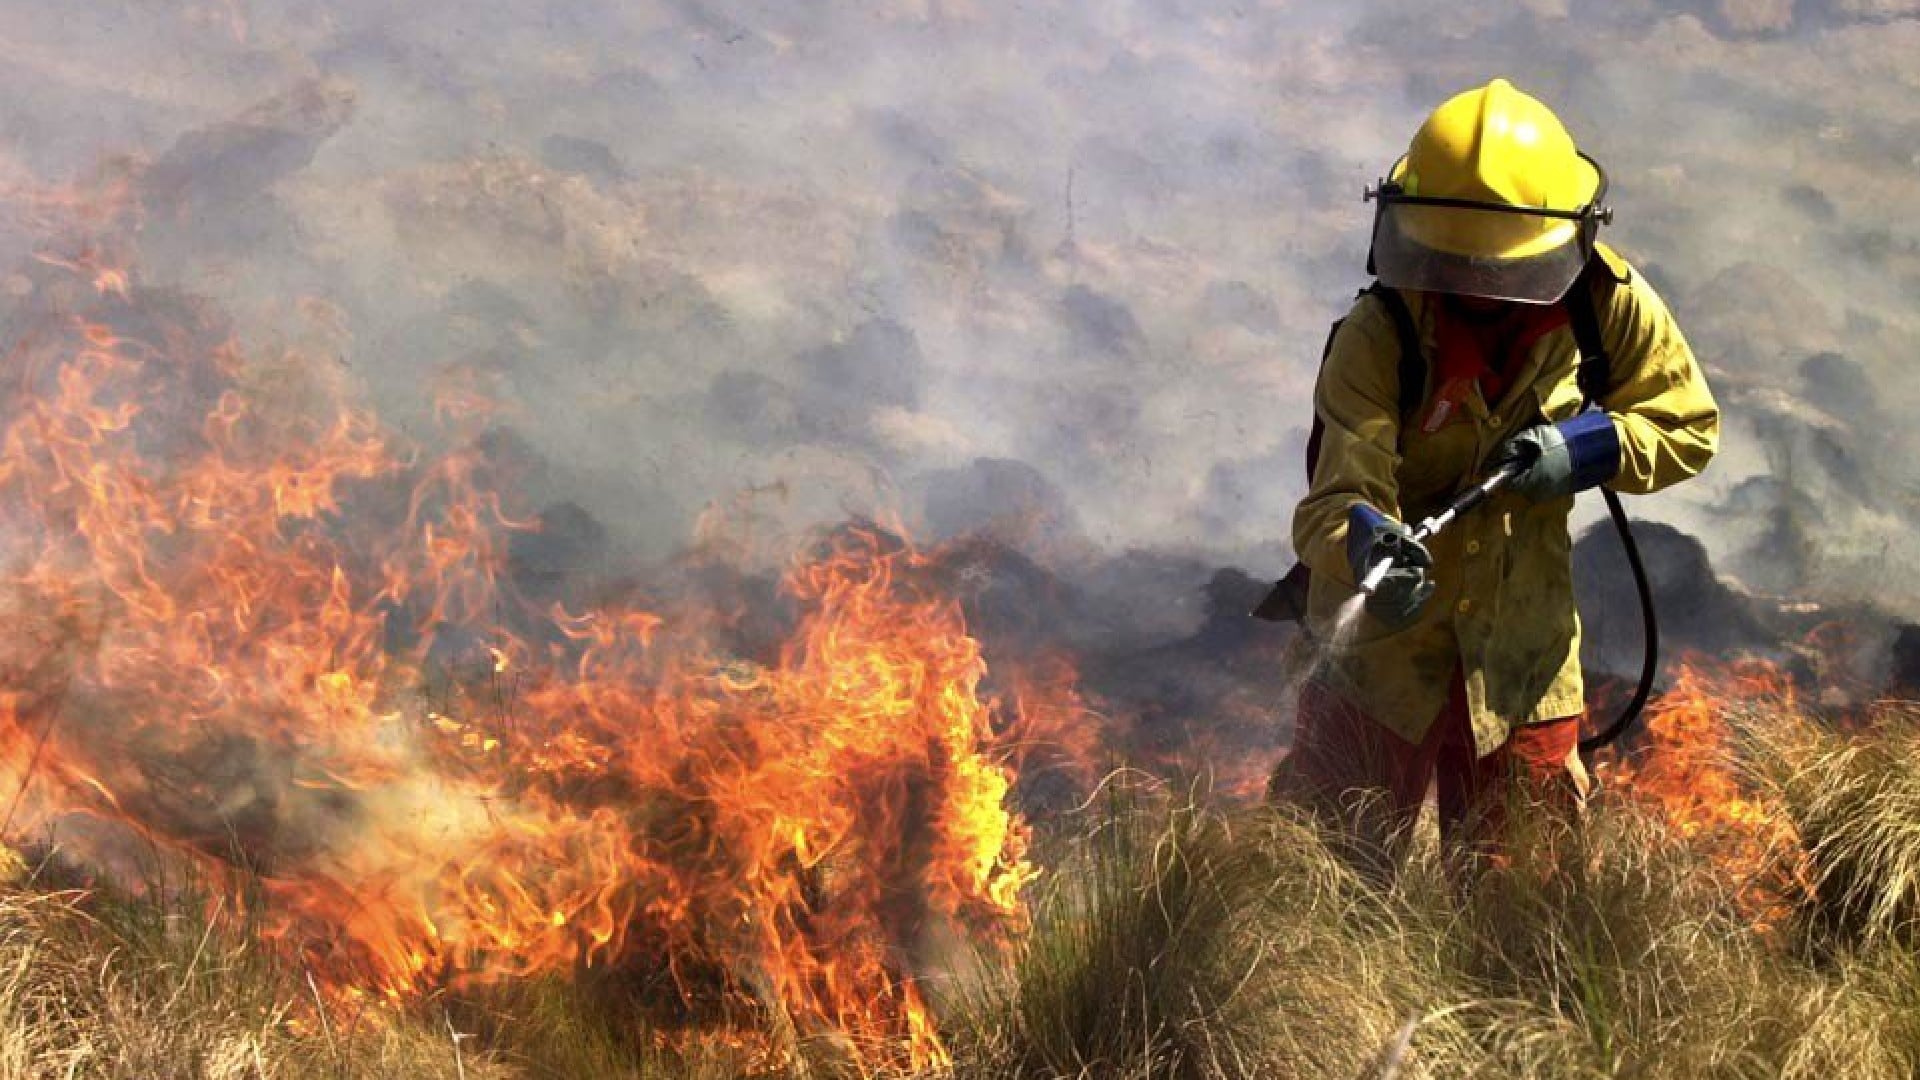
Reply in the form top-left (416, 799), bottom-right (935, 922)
top-left (0, 252), bottom-right (1035, 1068)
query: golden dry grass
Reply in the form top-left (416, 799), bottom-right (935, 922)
top-left (0, 882), bottom-right (492, 1079)
top-left (8, 697), bottom-right (1920, 1078)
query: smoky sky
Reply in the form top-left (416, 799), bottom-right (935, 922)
top-left (3, 0), bottom-right (1919, 617)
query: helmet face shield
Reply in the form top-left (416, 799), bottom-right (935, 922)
top-left (1371, 200), bottom-right (1594, 304)
top-left (1366, 151), bottom-right (1610, 304)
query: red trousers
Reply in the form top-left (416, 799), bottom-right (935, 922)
top-left (1269, 672), bottom-right (1586, 868)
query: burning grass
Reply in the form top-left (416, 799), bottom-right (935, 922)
top-left (0, 853), bottom-right (767, 1079)
top-left (12, 689), bottom-right (1920, 1078)
top-left (0, 872), bottom-right (481, 1079)
top-left (0, 261), bottom-right (1042, 1072)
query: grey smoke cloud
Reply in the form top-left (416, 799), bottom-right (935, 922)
top-left (3, 0), bottom-right (1919, 619)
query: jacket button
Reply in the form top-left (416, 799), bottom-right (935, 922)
top-left (1457, 599), bottom-right (1473, 615)
top-left (1466, 540), bottom-right (1481, 555)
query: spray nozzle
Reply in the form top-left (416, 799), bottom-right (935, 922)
top-left (1357, 462), bottom-right (1523, 597)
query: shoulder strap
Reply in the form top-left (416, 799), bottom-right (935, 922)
top-left (1363, 283), bottom-right (1426, 420)
top-left (1565, 258), bottom-right (1616, 405)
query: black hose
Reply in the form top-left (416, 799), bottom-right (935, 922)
top-left (1579, 486), bottom-right (1659, 754)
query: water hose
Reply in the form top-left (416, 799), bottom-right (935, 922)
top-left (1578, 487), bottom-right (1658, 755)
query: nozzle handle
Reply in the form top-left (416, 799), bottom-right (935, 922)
top-left (1358, 556), bottom-right (1393, 595)
top-left (1357, 462), bottom-right (1522, 597)
top-left (1412, 461), bottom-right (1523, 541)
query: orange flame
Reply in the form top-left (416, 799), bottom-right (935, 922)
top-left (0, 257), bottom-right (1042, 1069)
top-left (1606, 657), bottom-right (1807, 922)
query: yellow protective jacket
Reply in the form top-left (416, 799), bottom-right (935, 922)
top-left (1291, 245), bottom-right (1719, 756)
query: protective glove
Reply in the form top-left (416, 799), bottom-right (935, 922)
top-left (1489, 411), bottom-right (1622, 503)
top-left (1346, 503), bottom-right (1434, 629)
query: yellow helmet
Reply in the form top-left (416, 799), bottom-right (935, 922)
top-left (1369, 78), bottom-right (1611, 303)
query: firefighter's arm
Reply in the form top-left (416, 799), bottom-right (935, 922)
top-left (1290, 301), bottom-right (1405, 588)
top-left (1596, 269), bottom-right (1721, 494)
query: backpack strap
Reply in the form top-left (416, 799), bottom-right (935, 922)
top-left (1564, 256), bottom-right (1620, 405)
top-left (1363, 282), bottom-right (1427, 421)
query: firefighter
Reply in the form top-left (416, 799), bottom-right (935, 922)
top-left (1268, 78), bottom-right (1720, 867)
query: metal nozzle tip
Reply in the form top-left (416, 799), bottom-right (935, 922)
top-left (1358, 559), bottom-right (1392, 596)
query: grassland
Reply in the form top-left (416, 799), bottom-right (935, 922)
top-left (5, 697), bottom-right (1920, 1078)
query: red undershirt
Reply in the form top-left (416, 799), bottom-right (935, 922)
top-left (1421, 298), bottom-right (1569, 432)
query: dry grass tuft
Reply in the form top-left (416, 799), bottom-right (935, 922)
top-left (1738, 703), bottom-right (1920, 951)
top-left (944, 783), bottom-right (1478, 1079)
top-left (0, 873), bottom-right (507, 1079)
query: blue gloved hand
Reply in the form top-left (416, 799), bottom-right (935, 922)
top-left (1346, 503), bottom-right (1434, 629)
top-left (1489, 411), bottom-right (1621, 503)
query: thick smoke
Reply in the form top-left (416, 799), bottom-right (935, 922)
top-left (2, 0), bottom-right (1918, 633)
